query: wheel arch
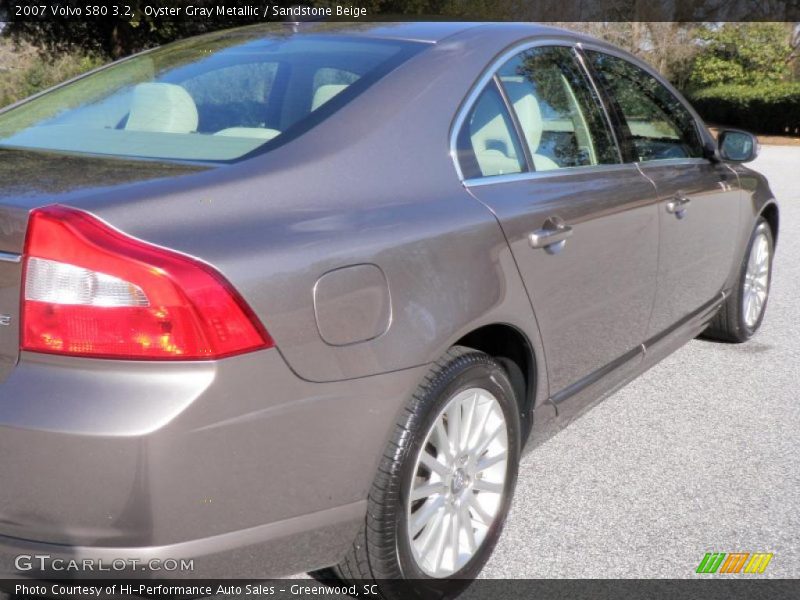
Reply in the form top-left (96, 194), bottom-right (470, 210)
top-left (454, 323), bottom-right (538, 443)
top-left (760, 201), bottom-right (779, 248)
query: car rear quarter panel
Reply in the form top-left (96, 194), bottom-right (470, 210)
top-left (60, 27), bottom-right (549, 393)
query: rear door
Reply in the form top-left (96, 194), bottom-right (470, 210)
top-left (458, 44), bottom-right (660, 396)
top-left (583, 49), bottom-right (741, 337)
top-left (0, 205), bottom-right (26, 382)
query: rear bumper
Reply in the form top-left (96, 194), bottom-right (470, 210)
top-left (0, 501), bottom-right (365, 579)
top-left (0, 349), bottom-right (429, 577)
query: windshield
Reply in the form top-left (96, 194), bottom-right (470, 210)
top-left (0, 30), bottom-right (422, 162)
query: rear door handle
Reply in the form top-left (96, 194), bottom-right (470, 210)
top-left (666, 194), bottom-right (691, 216)
top-left (529, 216), bottom-right (573, 253)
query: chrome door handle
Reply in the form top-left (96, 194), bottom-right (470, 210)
top-left (529, 216), bottom-right (573, 253)
top-left (666, 194), bottom-right (691, 216)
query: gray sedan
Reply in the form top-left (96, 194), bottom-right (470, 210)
top-left (0, 22), bottom-right (778, 598)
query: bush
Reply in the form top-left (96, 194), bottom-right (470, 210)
top-left (0, 39), bottom-right (103, 109)
top-left (689, 83), bottom-right (800, 136)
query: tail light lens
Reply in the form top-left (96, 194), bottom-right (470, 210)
top-left (21, 205), bottom-right (273, 360)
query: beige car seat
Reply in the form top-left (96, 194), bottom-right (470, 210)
top-left (469, 93), bottom-right (524, 177)
top-left (125, 83), bottom-right (199, 134)
top-left (502, 81), bottom-right (560, 171)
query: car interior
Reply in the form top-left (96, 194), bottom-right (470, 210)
top-left (467, 71), bottom-right (600, 178)
top-left (0, 37), bottom-right (410, 162)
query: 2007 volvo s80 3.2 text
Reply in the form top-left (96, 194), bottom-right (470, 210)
top-left (0, 21), bottom-right (778, 598)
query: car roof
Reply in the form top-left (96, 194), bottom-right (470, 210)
top-left (243, 21), bottom-right (576, 44)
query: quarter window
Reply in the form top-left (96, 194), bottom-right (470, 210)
top-left (497, 46), bottom-right (619, 171)
top-left (457, 83), bottom-right (526, 179)
top-left (586, 51), bottom-right (704, 162)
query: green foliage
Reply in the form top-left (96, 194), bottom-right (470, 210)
top-left (0, 40), bottom-right (103, 108)
top-left (689, 83), bottom-right (800, 135)
top-left (689, 23), bottom-right (793, 88)
top-left (4, 0), bottom-right (393, 60)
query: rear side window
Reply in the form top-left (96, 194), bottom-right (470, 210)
top-left (586, 51), bottom-right (703, 162)
top-left (457, 83), bottom-right (526, 179)
top-left (497, 46), bottom-right (619, 170)
top-left (0, 33), bottom-right (423, 162)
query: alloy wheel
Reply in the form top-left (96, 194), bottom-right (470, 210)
top-left (742, 230), bottom-right (770, 328)
top-left (406, 387), bottom-right (509, 577)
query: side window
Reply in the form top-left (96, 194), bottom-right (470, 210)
top-left (497, 46), bottom-right (619, 171)
top-left (457, 83), bottom-right (526, 179)
top-left (586, 51), bottom-right (703, 162)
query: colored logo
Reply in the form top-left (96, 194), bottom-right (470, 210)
top-left (696, 552), bottom-right (773, 574)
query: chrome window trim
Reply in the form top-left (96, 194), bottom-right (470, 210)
top-left (0, 251), bottom-right (21, 264)
top-left (635, 157), bottom-right (710, 168)
top-left (492, 73), bottom-right (533, 172)
top-left (449, 37), bottom-right (579, 183)
top-left (577, 42), bottom-right (712, 163)
top-left (573, 44), bottom-right (623, 164)
top-left (463, 162), bottom-right (638, 188)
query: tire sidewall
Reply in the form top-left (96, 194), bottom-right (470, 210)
top-left (736, 219), bottom-right (774, 339)
top-left (394, 357), bottom-right (521, 589)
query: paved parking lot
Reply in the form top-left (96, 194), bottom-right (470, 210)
top-left (482, 145), bottom-right (800, 578)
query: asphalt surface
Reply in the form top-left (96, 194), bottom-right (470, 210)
top-left (480, 145), bottom-right (800, 579)
top-left (288, 146), bottom-right (799, 582)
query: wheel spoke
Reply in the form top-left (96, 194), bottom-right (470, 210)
top-left (432, 511), bottom-right (452, 573)
top-left (460, 391), bottom-right (478, 451)
top-left (474, 422), bottom-right (503, 459)
top-left (447, 401), bottom-right (462, 453)
top-left (411, 481), bottom-right (447, 502)
top-left (420, 450), bottom-right (449, 478)
top-left (410, 495), bottom-right (445, 537)
top-left (746, 297), bottom-right (756, 324)
top-left (450, 505), bottom-right (460, 567)
top-left (467, 399), bottom-right (492, 450)
top-left (418, 508), bottom-right (445, 555)
top-left (433, 419), bottom-right (453, 462)
top-left (476, 451), bottom-right (507, 473)
top-left (468, 494), bottom-right (493, 525)
top-left (473, 479), bottom-right (504, 494)
top-left (459, 502), bottom-right (477, 553)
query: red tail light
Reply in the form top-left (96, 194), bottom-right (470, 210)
top-left (21, 205), bottom-right (273, 360)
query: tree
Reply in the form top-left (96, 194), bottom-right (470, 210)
top-left (555, 22), bottom-right (701, 90)
top-left (689, 23), bottom-right (794, 89)
top-left (4, 0), bottom-right (386, 59)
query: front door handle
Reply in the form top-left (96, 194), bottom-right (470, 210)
top-left (666, 194), bottom-right (691, 218)
top-left (529, 216), bottom-right (573, 253)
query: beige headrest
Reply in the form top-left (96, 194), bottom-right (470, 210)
top-left (126, 83), bottom-right (198, 134)
top-left (311, 84), bottom-right (349, 111)
top-left (502, 81), bottom-right (544, 154)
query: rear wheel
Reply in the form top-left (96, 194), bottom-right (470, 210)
top-left (311, 346), bottom-right (521, 599)
top-left (705, 218), bottom-right (774, 342)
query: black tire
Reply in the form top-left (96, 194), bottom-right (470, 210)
top-left (705, 218), bottom-right (774, 342)
top-left (310, 346), bottom-right (521, 599)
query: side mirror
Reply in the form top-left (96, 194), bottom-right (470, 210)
top-left (718, 129), bottom-right (759, 163)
